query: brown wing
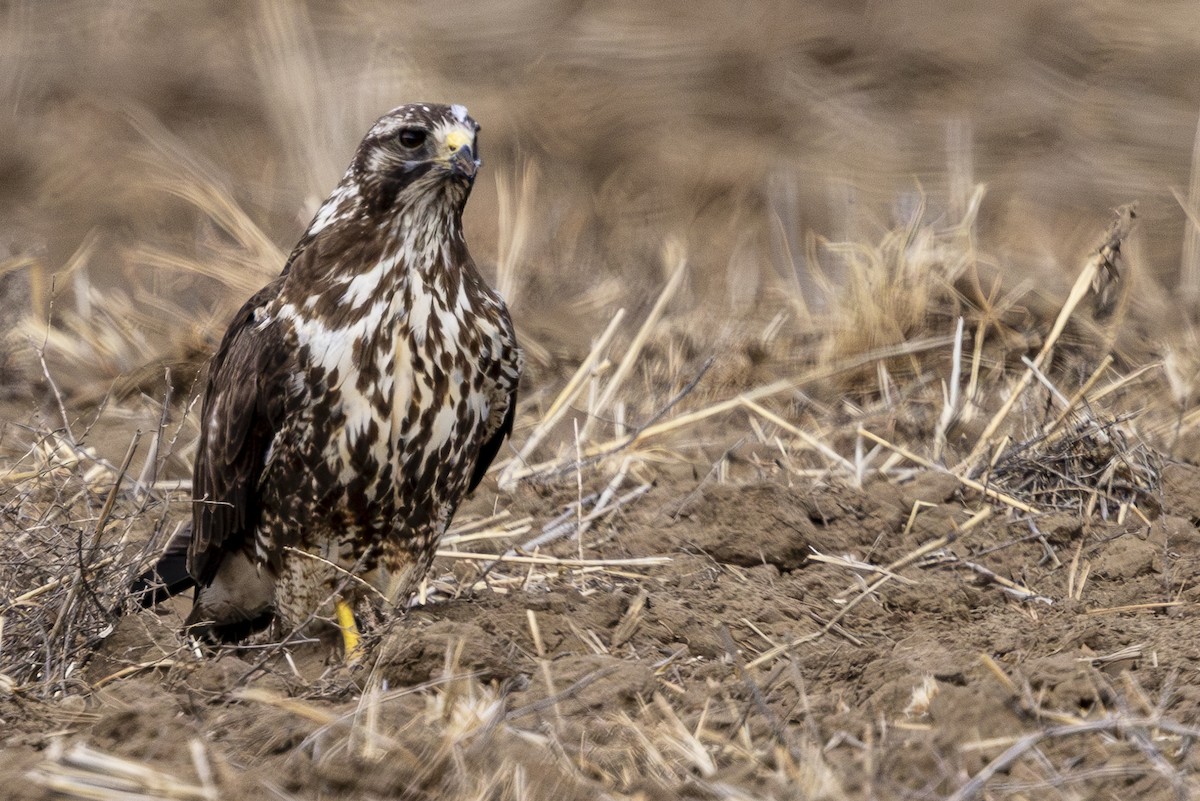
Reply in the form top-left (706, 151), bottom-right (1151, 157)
top-left (467, 314), bottom-right (523, 494)
top-left (468, 385), bottom-right (516, 493)
top-left (189, 278), bottom-right (292, 585)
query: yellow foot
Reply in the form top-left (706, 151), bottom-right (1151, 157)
top-left (335, 597), bottom-right (362, 663)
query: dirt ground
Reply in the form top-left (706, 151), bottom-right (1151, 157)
top-left (5, 1), bottom-right (1200, 799)
top-left (3, 398), bottom-right (1200, 799)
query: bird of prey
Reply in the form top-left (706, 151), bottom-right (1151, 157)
top-left (136, 103), bottom-right (522, 657)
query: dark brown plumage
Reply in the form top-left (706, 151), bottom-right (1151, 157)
top-left (135, 103), bottom-right (522, 644)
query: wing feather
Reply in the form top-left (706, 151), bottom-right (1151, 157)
top-left (467, 321), bottom-right (523, 494)
top-left (468, 384), bottom-right (516, 493)
top-left (189, 279), bottom-right (291, 585)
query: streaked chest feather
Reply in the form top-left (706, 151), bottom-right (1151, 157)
top-left (265, 266), bottom-right (500, 510)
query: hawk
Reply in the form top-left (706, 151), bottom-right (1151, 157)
top-left (136, 103), bottom-right (522, 656)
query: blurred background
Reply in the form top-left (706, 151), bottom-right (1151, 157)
top-left (1, 0), bottom-right (1199, 408)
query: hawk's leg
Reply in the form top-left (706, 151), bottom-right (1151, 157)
top-left (335, 597), bottom-right (362, 662)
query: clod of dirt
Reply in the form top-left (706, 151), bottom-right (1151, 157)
top-left (667, 483), bottom-right (845, 570)
top-left (213, 699), bottom-right (330, 761)
top-left (1035, 512), bottom-right (1085, 545)
top-left (1161, 462), bottom-right (1200, 521)
top-left (517, 653), bottom-right (656, 717)
top-left (898, 470), bottom-right (964, 507)
top-left (885, 580), bottom-right (993, 619)
top-left (83, 613), bottom-right (181, 686)
top-left (1091, 534), bottom-right (1160, 580)
top-left (374, 619), bottom-right (521, 687)
top-left (1152, 515), bottom-right (1200, 556)
top-left (926, 681), bottom-right (1025, 760)
top-left (88, 677), bottom-right (199, 759)
top-left (1025, 652), bottom-right (1115, 712)
top-left (890, 633), bottom-right (975, 682)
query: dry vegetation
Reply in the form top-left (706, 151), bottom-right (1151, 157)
top-left (5, 1), bottom-right (1200, 799)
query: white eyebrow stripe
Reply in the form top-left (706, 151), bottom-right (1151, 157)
top-left (450, 104), bottom-right (468, 122)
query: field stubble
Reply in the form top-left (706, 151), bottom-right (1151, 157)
top-left (5, 2), bottom-right (1200, 799)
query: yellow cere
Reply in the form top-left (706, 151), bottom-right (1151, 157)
top-left (443, 129), bottom-right (471, 154)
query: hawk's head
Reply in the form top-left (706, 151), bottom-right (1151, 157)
top-left (353, 103), bottom-right (481, 212)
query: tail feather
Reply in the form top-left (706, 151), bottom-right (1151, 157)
top-left (130, 523), bottom-right (195, 608)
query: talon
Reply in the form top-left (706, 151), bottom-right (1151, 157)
top-left (335, 598), bottom-right (362, 662)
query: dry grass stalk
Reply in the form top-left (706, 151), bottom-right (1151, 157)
top-left (1077, 643), bottom-right (1144, 665)
top-left (1041, 354), bottom-right (1114, 437)
top-left (957, 203), bottom-right (1138, 473)
top-left (1177, 111), bottom-right (1200, 307)
top-left (27, 741), bottom-right (218, 801)
top-left (434, 550), bottom-right (668, 569)
top-left (1089, 203), bottom-right (1137, 317)
top-left (947, 716), bottom-right (1200, 801)
top-left (859, 427), bottom-right (1036, 513)
top-left (578, 240), bottom-right (687, 443)
top-left (918, 551), bottom-right (1053, 604)
top-left (494, 160), bottom-right (539, 305)
top-left (91, 658), bottom-right (178, 688)
top-left (497, 308), bottom-right (625, 490)
top-left (805, 550), bottom-right (918, 586)
top-left (933, 316), bottom-right (966, 461)
top-left (740, 398), bottom-right (855, 477)
top-left (1066, 539), bottom-right (1088, 601)
top-left (609, 588), bottom-right (648, 649)
top-left (1084, 602), bottom-right (1186, 616)
top-left (505, 334), bottom-right (955, 486)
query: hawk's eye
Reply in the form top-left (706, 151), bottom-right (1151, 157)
top-left (398, 129), bottom-right (427, 149)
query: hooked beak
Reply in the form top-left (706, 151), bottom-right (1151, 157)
top-left (448, 144), bottom-right (478, 179)
top-left (442, 129), bottom-right (479, 179)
